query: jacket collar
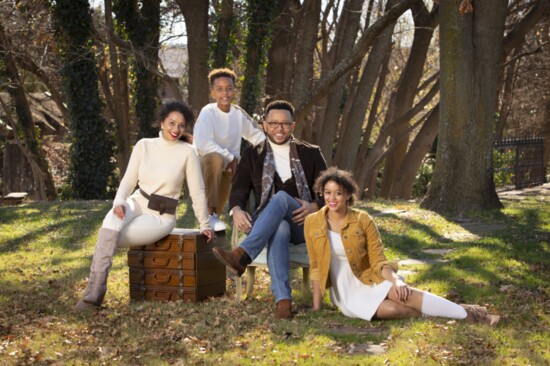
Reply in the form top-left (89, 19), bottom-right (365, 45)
top-left (315, 205), bottom-right (358, 231)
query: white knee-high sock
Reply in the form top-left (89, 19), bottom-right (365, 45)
top-left (421, 292), bottom-right (467, 319)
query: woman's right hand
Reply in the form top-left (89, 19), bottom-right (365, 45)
top-left (113, 204), bottom-right (126, 220)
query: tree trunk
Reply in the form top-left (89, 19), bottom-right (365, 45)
top-left (176, 0), bottom-right (210, 114)
top-left (318, 0), bottom-right (363, 164)
top-left (389, 104), bottom-right (439, 199)
top-left (421, 0), bottom-right (506, 213)
top-left (495, 47), bottom-right (520, 141)
top-left (211, 0), bottom-right (235, 68)
top-left (354, 44), bottom-right (392, 194)
top-left (53, 0), bottom-right (113, 199)
top-left (380, 0), bottom-right (438, 198)
top-left (0, 22), bottom-right (56, 200)
top-left (239, 0), bottom-right (278, 114)
top-left (543, 98), bottom-right (550, 178)
top-left (291, 0), bottom-right (321, 139)
top-left (104, 0), bottom-right (132, 177)
top-left (333, 0), bottom-right (398, 170)
top-left (265, 0), bottom-right (293, 102)
top-left (114, 0), bottom-right (160, 139)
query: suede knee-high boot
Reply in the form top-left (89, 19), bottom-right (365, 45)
top-left (75, 228), bottom-right (120, 310)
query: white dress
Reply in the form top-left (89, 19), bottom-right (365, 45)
top-left (328, 230), bottom-right (393, 321)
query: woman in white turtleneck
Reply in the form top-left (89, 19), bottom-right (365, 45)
top-left (75, 101), bottom-right (215, 310)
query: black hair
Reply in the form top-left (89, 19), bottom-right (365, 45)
top-left (208, 68), bottom-right (237, 87)
top-left (265, 100), bottom-right (295, 120)
top-left (313, 167), bottom-right (359, 206)
top-left (155, 101), bottom-right (194, 143)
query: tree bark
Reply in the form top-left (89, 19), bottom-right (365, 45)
top-left (543, 98), bottom-right (550, 178)
top-left (389, 103), bottom-right (439, 199)
top-left (239, 0), bottom-right (277, 114)
top-left (291, 0), bottom-right (321, 139)
top-left (294, 0), bottom-right (416, 126)
top-left (211, 0), bottom-right (235, 68)
top-left (317, 0), bottom-right (363, 164)
top-left (421, 0), bottom-right (506, 213)
top-left (333, 0), bottom-right (398, 170)
top-left (0, 22), bottom-right (56, 200)
top-left (380, 0), bottom-right (438, 198)
top-left (354, 44), bottom-right (392, 195)
top-left (265, 0), bottom-right (293, 102)
top-left (104, 0), bottom-right (132, 177)
top-left (176, 0), bottom-right (210, 114)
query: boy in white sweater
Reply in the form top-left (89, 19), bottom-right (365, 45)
top-left (193, 68), bottom-right (265, 231)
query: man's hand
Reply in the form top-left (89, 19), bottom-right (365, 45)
top-left (292, 199), bottom-right (318, 225)
top-left (232, 206), bottom-right (252, 234)
top-left (113, 204), bottom-right (125, 220)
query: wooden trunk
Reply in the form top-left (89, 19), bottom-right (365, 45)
top-left (128, 229), bottom-right (227, 303)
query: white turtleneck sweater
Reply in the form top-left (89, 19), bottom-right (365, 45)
top-left (113, 132), bottom-right (210, 230)
top-left (268, 139), bottom-right (292, 182)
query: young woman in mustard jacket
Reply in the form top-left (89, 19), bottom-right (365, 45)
top-left (304, 167), bottom-right (499, 325)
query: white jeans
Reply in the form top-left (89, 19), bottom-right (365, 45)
top-left (101, 196), bottom-right (175, 247)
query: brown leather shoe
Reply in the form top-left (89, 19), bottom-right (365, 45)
top-left (275, 299), bottom-right (292, 319)
top-left (212, 247), bottom-right (251, 277)
top-left (461, 304), bottom-right (500, 326)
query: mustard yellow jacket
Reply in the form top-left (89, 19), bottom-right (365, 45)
top-left (304, 206), bottom-right (398, 295)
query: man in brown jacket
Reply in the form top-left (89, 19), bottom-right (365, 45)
top-left (212, 100), bottom-right (327, 319)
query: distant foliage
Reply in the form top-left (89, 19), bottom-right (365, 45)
top-left (52, 0), bottom-right (113, 199)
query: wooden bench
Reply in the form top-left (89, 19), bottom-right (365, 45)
top-left (231, 224), bottom-right (310, 301)
top-left (1, 192), bottom-right (28, 206)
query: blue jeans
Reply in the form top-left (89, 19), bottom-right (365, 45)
top-left (240, 191), bottom-right (305, 302)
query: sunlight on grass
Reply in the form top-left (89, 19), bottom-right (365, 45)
top-left (0, 196), bottom-right (548, 364)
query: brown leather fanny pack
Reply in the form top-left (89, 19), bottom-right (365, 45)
top-left (140, 189), bottom-right (178, 215)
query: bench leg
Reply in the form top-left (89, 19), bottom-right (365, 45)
top-left (246, 266), bottom-right (256, 297)
top-left (302, 267), bottom-right (310, 295)
top-left (235, 275), bottom-right (243, 302)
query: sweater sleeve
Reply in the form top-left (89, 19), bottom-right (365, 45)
top-left (113, 140), bottom-right (142, 207)
top-left (184, 147), bottom-right (212, 231)
top-left (239, 108), bottom-right (266, 147)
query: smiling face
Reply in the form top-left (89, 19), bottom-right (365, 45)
top-left (323, 180), bottom-right (351, 214)
top-left (262, 109), bottom-right (295, 145)
top-left (160, 111), bottom-right (186, 141)
top-left (210, 76), bottom-right (235, 112)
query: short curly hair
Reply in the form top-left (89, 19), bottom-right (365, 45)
top-left (313, 167), bottom-right (359, 206)
top-left (208, 68), bottom-right (237, 87)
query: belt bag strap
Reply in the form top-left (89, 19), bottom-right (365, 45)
top-left (140, 189), bottom-right (178, 215)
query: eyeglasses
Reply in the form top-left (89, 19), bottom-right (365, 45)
top-left (265, 121), bottom-right (293, 130)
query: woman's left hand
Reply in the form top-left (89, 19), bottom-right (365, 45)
top-left (202, 229), bottom-right (216, 243)
top-left (391, 278), bottom-right (411, 303)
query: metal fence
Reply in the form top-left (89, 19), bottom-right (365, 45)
top-left (494, 137), bottom-right (545, 189)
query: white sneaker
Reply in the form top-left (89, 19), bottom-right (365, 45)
top-left (209, 213), bottom-right (227, 231)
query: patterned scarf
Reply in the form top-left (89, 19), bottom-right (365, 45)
top-left (255, 138), bottom-right (312, 216)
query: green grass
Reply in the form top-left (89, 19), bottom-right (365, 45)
top-left (0, 194), bottom-right (548, 365)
